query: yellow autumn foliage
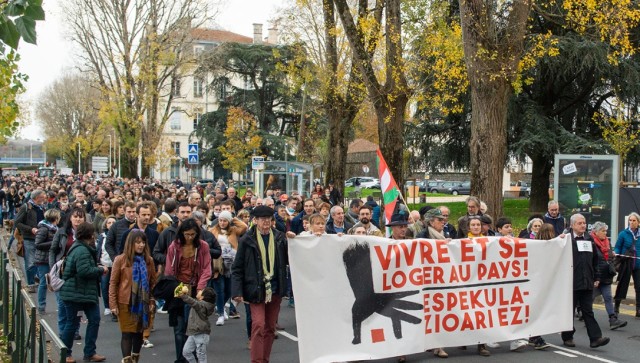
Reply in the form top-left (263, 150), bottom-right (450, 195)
top-left (219, 107), bottom-right (262, 174)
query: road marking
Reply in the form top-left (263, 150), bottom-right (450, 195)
top-left (278, 330), bottom-right (299, 342)
top-left (554, 350), bottom-right (578, 358)
top-left (548, 344), bottom-right (619, 363)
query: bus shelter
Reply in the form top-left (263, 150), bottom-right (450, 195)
top-left (254, 161), bottom-right (317, 197)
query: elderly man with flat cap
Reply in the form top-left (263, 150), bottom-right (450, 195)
top-left (232, 205), bottom-right (289, 363)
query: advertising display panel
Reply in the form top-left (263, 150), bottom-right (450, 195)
top-left (554, 154), bottom-right (619, 239)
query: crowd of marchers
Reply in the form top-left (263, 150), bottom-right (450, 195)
top-left (1, 170), bottom-right (639, 363)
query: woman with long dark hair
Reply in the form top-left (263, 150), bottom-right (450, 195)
top-left (110, 230), bottom-right (157, 363)
top-left (164, 218), bottom-right (212, 363)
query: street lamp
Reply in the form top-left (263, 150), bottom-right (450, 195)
top-left (78, 142), bottom-right (81, 174)
top-left (29, 142), bottom-right (33, 165)
top-left (108, 134), bottom-right (112, 175)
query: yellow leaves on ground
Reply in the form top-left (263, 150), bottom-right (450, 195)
top-left (219, 107), bottom-right (262, 174)
top-left (562, 0), bottom-right (640, 64)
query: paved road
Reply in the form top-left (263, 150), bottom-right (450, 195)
top-left (32, 287), bottom-right (640, 363)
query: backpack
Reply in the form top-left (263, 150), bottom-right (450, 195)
top-left (46, 258), bottom-right (65, 292)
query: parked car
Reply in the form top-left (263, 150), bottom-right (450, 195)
top-left (406, 180), bottom-right (427, 192)
top-left (345, 177), bottom-right (379, 188)
top-left (427, 181), bottom-right (452, 194)
top-left (197, 179), bottom-right (215, 186)
top-left (444, 181), bottom-right (471, 195)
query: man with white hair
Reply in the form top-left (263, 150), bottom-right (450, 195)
top-left (544, 200), bottom-right (566, 236)
top-left (561, 213), bottom-right (610, 349)
top-left (325, 206), bottom-right (353, 234)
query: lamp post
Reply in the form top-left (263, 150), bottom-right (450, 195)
top-left (108, 134), bottom-right (112, 175)
top-left (29, 142), bottom-right (33, 165)
top-left (78, 142), bottom-right (81, 174)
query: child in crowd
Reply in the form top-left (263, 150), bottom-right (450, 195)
top-left (178, 287), bottom-right (217, 363)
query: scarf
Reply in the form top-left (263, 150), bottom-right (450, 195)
top-left (130, 255), bottom-right (150, 329)
top-left (428, 226), bottom-right (446, 240)
top-left (590, 231), bottom-right (610, 260)
top-left (256, 230), bottom-right (276, 303)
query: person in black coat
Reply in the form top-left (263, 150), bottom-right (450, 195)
top-left (232, 206), bottom-right (288, 363)
top-left (561, 214), bottom-right (610, 349)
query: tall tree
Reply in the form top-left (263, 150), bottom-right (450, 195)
top-left (63, 0), bottom-right (216, 177)
top-left (36, 74), bottom-right (110, 173)
top-left (195, 42), bottom-right (310, 163)
top-left (333, 0), bottom-right (409, 186)
top-left (458, 0), bottom-right (532, 218)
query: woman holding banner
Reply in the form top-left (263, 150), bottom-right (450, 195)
top-left (613, 212), bottom-right (640, 316)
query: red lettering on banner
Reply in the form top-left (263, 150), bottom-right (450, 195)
top-left (436, 240), bottom-right (450, 263)
top-left (475, 237), bottom-right (489, 260)
top-left (498, 307), bottom-right (509, 326)
top-left (460, 239), bottom-right (475, 262)
top-left (399, 241), bottom-right (418, 267)
top-left (513, 239), bottom-right (528, 257)
top-left (499, 237), bottom-right (529, 259)
top-left (449, 264), bottom-right (471, 283)
top-left (374, 245), bottom-right (394, 270)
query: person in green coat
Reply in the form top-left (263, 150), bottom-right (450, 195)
top-left (60, 222), bottom-right (109, 363)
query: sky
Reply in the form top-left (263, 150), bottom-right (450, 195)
top-left (16, 0), bottom-right (287, 140)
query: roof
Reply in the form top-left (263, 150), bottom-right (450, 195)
top-left (190, 28), bottom-right (253, 44)
top-left (347, 138), bottom-right (378, 153)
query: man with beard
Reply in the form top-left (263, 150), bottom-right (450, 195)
top-left (348, 206), bottom-right (383, 236)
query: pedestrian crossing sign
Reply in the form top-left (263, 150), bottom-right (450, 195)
top-left (188, 155), bottom-right (199, 164)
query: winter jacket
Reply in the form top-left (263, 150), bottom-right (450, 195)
top-left (105, 217), bottom-right (135, 261)
top-left (164, 239), bottom-right (212, 291)
top-left (49, 229), bottom-right (71, 268)
top-left (568, 230), bottom-right (600, 291)
top-left (290, 211), bottom-right (309, 235)
top-left (231, 226), bottom-right (288, 303)
top-left (180, 294), bottom-right (215, 336)
top-left (325, 218), bottom-right (353, 235)
top-left (34, 220), bottom-right (58, 265)
top-left (614, 228), bottom-right (640, 270)
top-left (15, 201), bottom-right (44, 240)
top-left (109, 254), bottom-right (157, 309)
top-left (544, 213), bottom-right (566, 237)
top-left (153, 223), bottom-right (179, 265)
top-left (201, 228), bottom-right (222, 260)
top-left (60, 241), bottom-right (103, 304)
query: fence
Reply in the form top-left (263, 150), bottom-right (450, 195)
top-left (0, 235), bottom-right (68, 363)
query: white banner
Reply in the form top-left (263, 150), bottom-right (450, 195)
top-left (289, 235), bottom-right (574, 363)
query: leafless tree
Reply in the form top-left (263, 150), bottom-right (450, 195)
top-left (61, 0), bottom-right (220, 177)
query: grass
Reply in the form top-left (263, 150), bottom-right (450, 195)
top-left (407, 199), bottom-right (534, 232)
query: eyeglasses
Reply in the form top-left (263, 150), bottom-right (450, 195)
top-left (441, 215), bottom-right (449, 217)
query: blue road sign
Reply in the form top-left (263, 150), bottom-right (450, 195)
top-left (188, 144), bottom-right (199, 154)
top-left (188, 154), bottom-right (199, 164)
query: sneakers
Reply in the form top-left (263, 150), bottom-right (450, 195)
top-left (609, 316), bottom-right (628, 330)
top-left (433, 348), bottom-right (448, 358)
top-left (224, 311), bottom-right (229, 320)
top-left (229, 311), bottom-right (241, 319)
top-left (563, 339), bottom-right (575, 347)
top-left (216, 316), bottom-right (225, 326)
top-left (142, 339), bottom-right (154, 348)
top-left (528, 337), bottom-right (550, 350)
top-left (510, 339), bottom-right (528, 352)
top-left (104, 308), bottom-right (111, 316)
top-left (26, 284), bottom-right (36, 293)
top-left (486, 342), bottom-right (500, 348)
top-left (74, 333), bottom-right (82, 341)
top-left (156, 306), bottom-right (168, 314)
top-left (590, 337), bottom-right (610, 348)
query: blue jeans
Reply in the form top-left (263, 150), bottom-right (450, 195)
top-left (23, 239), bottom-right (36, 285)
top-left (245, 303), bottom-right (252, 339)
top-left (212, 276), bottom-right (236, 315)
top-left (55, 292), bottom-right (80, 336)
top-left (100, 268), bottom-right (111, 309)
top-left (173, 303), bottom-right (191, 363)
top-left (61, 301), bottom-right (101, 359)
top-left (35, 264), bottom-right (49, 310)
top-left (594, 283), bottom-right (615, 316)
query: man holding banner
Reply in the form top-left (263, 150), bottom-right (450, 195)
top-left (561, 213), bottom-right (610, 348)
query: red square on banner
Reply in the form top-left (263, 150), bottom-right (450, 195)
top-left (371, 328), bottom-right (385, 343)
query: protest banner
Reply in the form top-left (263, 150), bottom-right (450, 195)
top-left (288, 235), bottom-right (573, 363)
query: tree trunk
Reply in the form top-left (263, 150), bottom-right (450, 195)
top-left (469, 83), bottom-right (509, 219)
top-left (325, 111), bottom-right (352, 190)
top-left (376, 96), bottom-right (408, 189)
top-left (529, 151), bottom-right (552, 212)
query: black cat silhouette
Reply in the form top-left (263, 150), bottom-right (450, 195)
top-left (343, 242), bottom-right (422, 344)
